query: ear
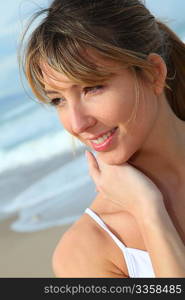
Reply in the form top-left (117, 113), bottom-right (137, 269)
top-left (147, 53), bottom-right (167, 95)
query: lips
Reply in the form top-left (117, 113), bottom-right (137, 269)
top-left (89, 127), bottom-right (118, 151)
top-left (88, 127), bottom-right (118, 140)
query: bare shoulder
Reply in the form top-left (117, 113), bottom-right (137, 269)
top-left (52, 211), bottom-right (127, 278)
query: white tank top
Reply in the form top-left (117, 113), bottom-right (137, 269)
top-left (85, 208), bottom-right (155, 278)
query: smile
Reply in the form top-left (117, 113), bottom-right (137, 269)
top-left (90, 127), bottom-right (118, 151)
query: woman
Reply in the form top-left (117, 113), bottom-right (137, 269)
top-left (21, 0), bottom-right (185, 277)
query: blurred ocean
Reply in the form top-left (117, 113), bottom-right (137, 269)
top-left (0, 0), bottom-right (185, 232)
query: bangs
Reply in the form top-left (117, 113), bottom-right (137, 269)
top-left (26, 35), bottom-right (127, 103)
top-left (24, 21), bottom-right (153, 103)
top-left (44, 37), bottom-right (119, 83)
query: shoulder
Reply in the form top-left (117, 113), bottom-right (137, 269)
top-left (52, 212), bottom-right (127, 278)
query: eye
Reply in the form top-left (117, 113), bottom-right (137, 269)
top-left (49, 97), bottom-right (66, 107)
top-left (84, 85), bottom-right (104, 95)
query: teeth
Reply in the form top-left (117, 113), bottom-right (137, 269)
top-left (92, 128), bottom-right (116, 144)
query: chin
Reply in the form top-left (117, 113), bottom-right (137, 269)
top-left (99, 148), bottom-right (139, 166)
top-left (99, 152), bottom-right (129, 165)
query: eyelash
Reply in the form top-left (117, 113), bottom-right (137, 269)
top-left (49, 85), bottom-right (104, 107)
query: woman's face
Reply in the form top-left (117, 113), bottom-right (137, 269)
top-left (43, 59), bottom-right (159, 165)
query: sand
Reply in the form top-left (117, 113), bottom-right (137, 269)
top-left (0, 216), bottom-right (70, 278)
top-left (0, 149), bottom-right (86, 278)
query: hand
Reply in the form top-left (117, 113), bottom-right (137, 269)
top-left (85, 151), bottom-right (165, 219)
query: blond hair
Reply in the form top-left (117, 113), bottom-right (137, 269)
top-left (20, 0), bottom-right (185, 120)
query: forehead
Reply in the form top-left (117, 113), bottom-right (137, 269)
top-left (41, 63), bottom-right (73, 89)
top-left (41, 48), bottom-right (122, 90)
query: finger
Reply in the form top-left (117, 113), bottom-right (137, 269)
top-left (85, 150), bottom-right (101, 181)
top-left (96, 153), bottom-right (110, 171)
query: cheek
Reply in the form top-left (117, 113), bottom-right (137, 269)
top-left (105, 96), bottom-right (157, 164)
top-left (111, 91), bottom-right (138, 126)
top-left (128, 91), bottom-right (159, 149)
top-left (95, 86), bottom-right (136, 127)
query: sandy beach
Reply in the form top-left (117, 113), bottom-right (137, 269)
top-left (0, 216), bottom-right (70, 278)
top-left (0, 148), bottom-right (92, 277)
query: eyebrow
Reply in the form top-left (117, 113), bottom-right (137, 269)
top-left (45, 90), bottom-right (61, 95)
top-left (45, 84), bottom-right (79, 95)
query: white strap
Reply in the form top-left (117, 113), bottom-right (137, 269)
top-left (84, 208), bottom-right (154, 278)
top-left (85, 208), bottom-right (127, 251)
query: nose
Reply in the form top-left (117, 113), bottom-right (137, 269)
top-left (69, 105), bottom-right (96, 135)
